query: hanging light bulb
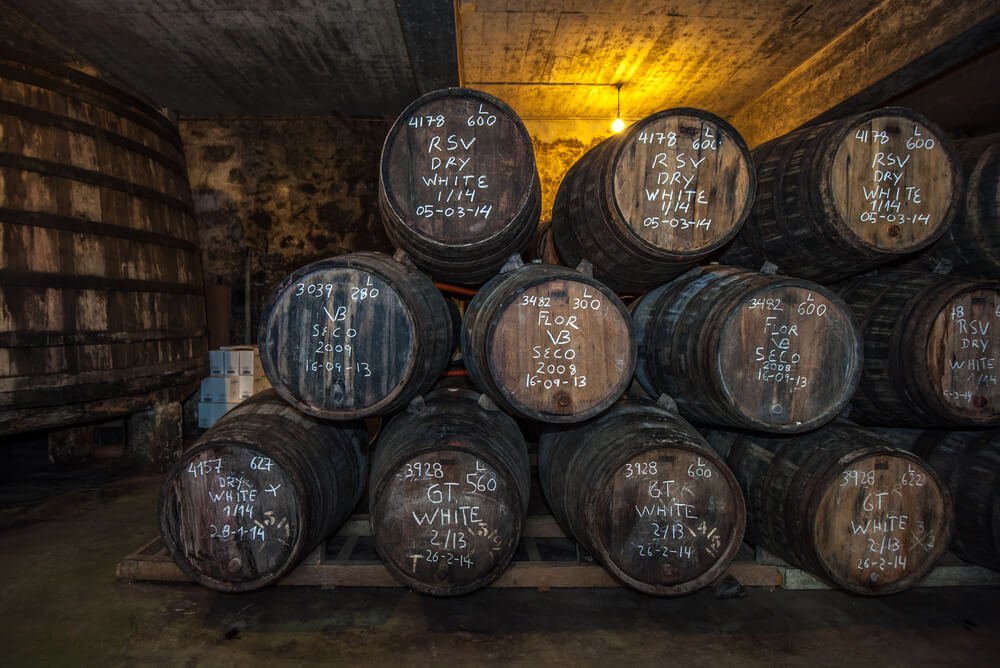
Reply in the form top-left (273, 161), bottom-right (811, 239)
top-left (612, 84), bottom-right (625, 133)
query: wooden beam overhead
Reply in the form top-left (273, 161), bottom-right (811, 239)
top-left (396, 0), bottom-right (460, 95)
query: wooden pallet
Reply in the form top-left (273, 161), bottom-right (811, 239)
top-left (116, 514), bottom-right (782, 589)
top-left (118, 514), bottom-right (1000, 590)
top-left (750, 545), bottom-right (1000, 590)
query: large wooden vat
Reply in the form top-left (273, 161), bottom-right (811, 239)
top-left (540, 397), bottom-right (746, 595)
top-left (159, 390), bottom-right (368, 592)
top-left (0, 49), bottom-right (207, 434)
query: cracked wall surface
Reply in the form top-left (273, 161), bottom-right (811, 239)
top-left (180, 117), bottom-right (394, 343)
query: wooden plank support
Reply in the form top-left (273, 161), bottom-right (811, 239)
top-left (312, 514), bottom-right (567, 539)
top-left (731, 0), bottom-right (1000, 148)
top-left (118, 520), bottom-right (994, 591)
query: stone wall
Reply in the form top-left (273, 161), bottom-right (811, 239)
top-left (180, 115), bottom-right (619, 344)
top-left (180, 116), bottom-right (394, 344)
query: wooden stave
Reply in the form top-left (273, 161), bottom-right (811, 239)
top-left (550, 108), bottom-right (755, 293)
top-left (377, 177), bottom-right (541, 284)
top-left (0, 51), bottom-right (206, 435)
top-left (552, 138), bottom-right (651, 290)
top-left (915, 134), bottom-right (1000, 278)
top-left (528, 220), bottom-right (564, 265)
top-left (632, 265), bottom-right (862, 432)
top-left (872, 428), bottom-right (1000, 571)
top-left (708, 424), bottom-right (953, 595)
top-left (837, 270), bottom-right (1000, 427)
top-left (378, 88), bottom-right (541, 283)
top-left (720, 122), bottom-right (853, 275)
top-left (0, 48), bottom-right (185, 153)
top-left (723, 107), bottom-right (962, 281)
top-left (368, 386), bottom-right (530, 596)
top-left (461, 262), bottom-right (636, 423)
top-left (257, 251), bottom-right (454, 420)
top-left (539, 398), bottom-right (746, 595)
top-left (158, 390), bottom-right (368, 592)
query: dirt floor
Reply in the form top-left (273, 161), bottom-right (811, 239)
top-left (1, 465), bottom-right (999, 667)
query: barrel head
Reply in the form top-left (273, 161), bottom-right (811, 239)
top-left (371, 449), bottom-right (522, 596)
top-left (380, 88), bottom-right (536, 245)
top-left (159, 445), bottom-right (303, 592)
top-left (923, 286), bottom-right (1000, 423)
top-left (827, 109), bottom-right (959, 253)
top-left (611, 109), bottom-right (754, 255)
top-left (593, 447), bottom-right (745, 595)
top-left (485, 275), bottom-right (635, 421)
top-left (715, 282), bottom-right (861, 431)
top-left (811, 452), bottom-right (951, 595)
top-left (259, 259), bottom-right (417, 418)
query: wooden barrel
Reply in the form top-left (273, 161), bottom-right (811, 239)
top-left (869, 428), bottom-right (1000, 571)
top-left (550, 107), bottom-right (755, 293)
top-left (257, 251), bottom-right (453, 419)
top-left (722, 107), bottom-right (962, 281)
top-left (461, 257), bottom-right (635, 422)
top-left (528, 221), bottom-right (563, 265)
top-left (0, 48), bottom-right (207, 435)
top-left (378, 87), bottom-right (540, 283)
top-left (631, 265), bottom-right (861, 432)
top-left (914, 133), bottom-right (1000, 278)
top-left (369, 386), bottom-right (530, 595)
top-left (837, 269), bottom-right (1000, 426)
top-left (539, 397), bottom-right (746, 595)
top-left (159, 390), bottom-right (367, 592)
top-left (707, 423), bottom-right (952, 595)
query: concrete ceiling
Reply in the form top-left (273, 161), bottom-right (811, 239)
top-left (459, 0), bottom-right (882, 121)
top-left (2, 0), bottom-right (459, 117)
top-left (3, 0), bottom-right (1000, 140)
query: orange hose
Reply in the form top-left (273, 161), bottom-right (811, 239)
top-left (434, 282), bottom-right (478, 297)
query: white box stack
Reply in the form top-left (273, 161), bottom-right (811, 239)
top-left (198, 345), bottom-right (272, 428)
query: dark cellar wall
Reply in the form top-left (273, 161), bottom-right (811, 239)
top-left (180, 117), bottom-right (395, 345)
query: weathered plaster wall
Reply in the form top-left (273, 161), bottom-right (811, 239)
top-left (180, 116), bottom-right (394, 343)
top-left (524, 119), bottom-right (617, 223)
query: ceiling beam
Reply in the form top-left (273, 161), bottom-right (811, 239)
top-left (395, 0), bottom-right (460, 96)
top-left (730, 0), bottom-right (1000, 148)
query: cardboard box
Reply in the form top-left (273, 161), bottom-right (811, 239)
top-left (236, 374), bottom-right (271, 399)
top-left (219, 345), bottom-right (263, 376)
top-left (208, 349), bottom-right (226, 376)
top-left (197, 402), bottom-right (240, 429)
top-left (200, 376), bottom-right (241, 403)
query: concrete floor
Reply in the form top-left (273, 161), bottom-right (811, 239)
top-left (2, 468), bottom-right (1000, 667)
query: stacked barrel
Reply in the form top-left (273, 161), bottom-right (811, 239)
top-left (158, 85), bottom-right (1000, 597)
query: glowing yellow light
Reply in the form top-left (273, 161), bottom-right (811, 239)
top-left (612, 83), bottom-right (625, 133)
